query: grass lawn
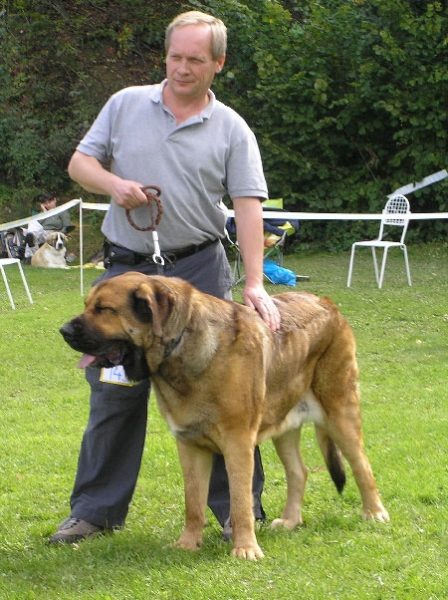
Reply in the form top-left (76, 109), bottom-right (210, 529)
top-left (1, 242), bottom-right (447, 599)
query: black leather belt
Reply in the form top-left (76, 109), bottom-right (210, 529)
top-left (105, 238), bottom-right (218, 268)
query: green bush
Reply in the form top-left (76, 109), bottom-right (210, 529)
top-left (206, 0), bottom-right (448, 248)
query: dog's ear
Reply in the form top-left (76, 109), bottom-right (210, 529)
top-left (132, 281), bottom-right (175, 338)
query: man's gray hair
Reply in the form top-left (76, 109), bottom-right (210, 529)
top-left (165, 11), bottom-right (227, 60)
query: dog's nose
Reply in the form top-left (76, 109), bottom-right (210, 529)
top-left (60, 322), bottom-right (76, 342)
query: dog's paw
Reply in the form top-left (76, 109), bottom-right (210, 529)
top-left (363, 505), bottom-right (390, 522)
top-left (230, 544), bottom-right (264, 560)
top-left (270, 516), bottom-right (302, 530)
top-left (168, 534), bottom-right (202, 552)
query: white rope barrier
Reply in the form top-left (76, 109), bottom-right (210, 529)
top-left (1, 199), bottom-right (447, 296)
top-left (388, 169), bottom-right (448, 197)
top-left (231, 211), bottom-right (448, 221)
top-left (0, 198), bottom-right (82, 232)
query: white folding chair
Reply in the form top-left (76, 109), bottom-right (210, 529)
top-left (0, 258), bottom-right (34, 309)
top-left (347, 194), bottom-right (412, 289)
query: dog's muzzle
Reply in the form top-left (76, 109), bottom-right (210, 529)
top-left (60, 321), bottom-right (82, 347)
top-left (60, 318), bottom-right (151, 382)
top-left (55, 233), bottom-right (65, 250)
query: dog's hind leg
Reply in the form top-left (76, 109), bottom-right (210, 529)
top-left (323, 405), bottom-right (389, 522)
top-left (313, 324), bottom-right (389, 522)
top-left (315, 380), bottom-right (389, 521)
top-left (271, 428), bottom-right (307, 530)
top-left (171, 441), bottom-right (212, 552)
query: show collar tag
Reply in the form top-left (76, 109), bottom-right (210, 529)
top-left (100, 366), bottom-right (134, 386)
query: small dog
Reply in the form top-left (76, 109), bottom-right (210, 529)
top-left (31, 231), bottom-right (69, 269)
top-left (60, 273), bottom-right (389, 559)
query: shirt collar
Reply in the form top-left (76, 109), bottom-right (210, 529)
top-left (152, 80), bottom-right (215, 121)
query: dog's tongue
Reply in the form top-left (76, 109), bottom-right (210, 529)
top-left (78, 354), bottom-right (97, 369)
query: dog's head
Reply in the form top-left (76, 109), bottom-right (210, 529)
top-left (60, 272), bottom-right (192, 381)
top-left (46, 231), bottom-right (67, 250)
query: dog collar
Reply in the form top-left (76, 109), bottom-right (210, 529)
top-left (163, 329), bottom-right (185, 359)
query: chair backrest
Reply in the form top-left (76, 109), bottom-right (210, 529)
top-left (262, 198), bottom-right (283, 209)
top-left (379, 194), bottom-right (411, 243)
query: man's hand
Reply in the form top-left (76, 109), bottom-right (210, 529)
top-left (109, 180), bottom-right (149, 210)
top-left (243, 283), bottom-right (281, 331)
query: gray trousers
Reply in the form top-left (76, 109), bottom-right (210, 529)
top-left (70, 240), bottom-right (265, 528)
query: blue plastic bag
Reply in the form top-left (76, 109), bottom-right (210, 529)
top-left (263, 259), bottom-right (296, 286)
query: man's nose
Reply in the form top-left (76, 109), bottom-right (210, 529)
top-left (177, 59), bottom-right (190, 73)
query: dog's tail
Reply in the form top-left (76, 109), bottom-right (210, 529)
top-left (315, 426), bottom-right (346, 493)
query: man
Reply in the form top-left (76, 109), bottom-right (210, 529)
top-left (24, 193), bottom-right (74, 260)
top-left (38, 193), bottom-right (74, 235)
top-left (49, 10), bottom-right (280, 544)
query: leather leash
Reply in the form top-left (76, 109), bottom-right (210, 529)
top-left (125, 185), bottom-right (165, 271)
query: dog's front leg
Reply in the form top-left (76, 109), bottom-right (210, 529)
top-left (223, 438), bottom-right (264, 560)
top-left (171, 440), bottom-right (212, 552)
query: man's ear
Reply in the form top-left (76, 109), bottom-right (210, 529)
top-left (215, 55), bottom-right (226, 73)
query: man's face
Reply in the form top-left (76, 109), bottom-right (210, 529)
top-left (165, 24), bottom-right (225, 100)
top-left (42, 198), bottom-right (57, 211)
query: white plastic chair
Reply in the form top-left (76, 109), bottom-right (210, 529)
top-left (0, 258), bottom-right (34, 309)
top-left (347, 194), bottom-right (412, 289)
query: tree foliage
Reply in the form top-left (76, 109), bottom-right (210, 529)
top-left (203, 0), bottom-right (448, 245)
top-left (0, 0), bottom-right (181, 212)
top-left (1, 0), bottom-right (447, 246)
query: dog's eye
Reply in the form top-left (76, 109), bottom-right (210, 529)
top-left (95, 305), bottom-right (118, 315)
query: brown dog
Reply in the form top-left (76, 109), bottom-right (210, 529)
top-left (60, 272), bottom-right (389, 559)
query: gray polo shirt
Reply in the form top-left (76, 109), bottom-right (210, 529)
top-left (77, 81), bottom-right (268, 253)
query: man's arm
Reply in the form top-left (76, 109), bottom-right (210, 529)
top-left (233, 197), bottom-right (281, 331)
top-left (68, 151), bottom-right (148, 210)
